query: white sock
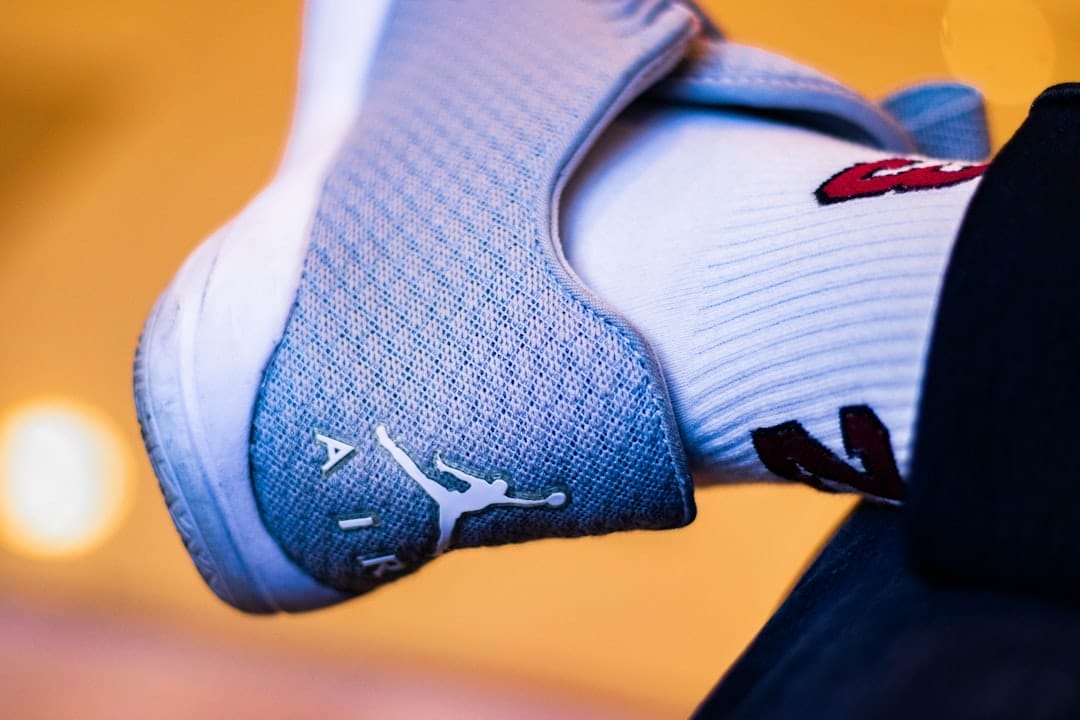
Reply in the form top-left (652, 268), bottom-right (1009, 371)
top-left (562, 104), bottom-right (984, 488)
top-left (249, 1), bottom-right (982, 495)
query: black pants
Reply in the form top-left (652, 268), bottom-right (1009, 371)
top-left (695, 85), bottom-right (1080, 720)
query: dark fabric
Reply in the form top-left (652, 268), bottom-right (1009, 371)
top-left (694, 84), bottom-right (1080, 719)
top-left (908, 83), bottom-right (1080, 603)
top-left (694, 504), bottom-right (1080, 719)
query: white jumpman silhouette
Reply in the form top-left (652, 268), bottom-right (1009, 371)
top-left (374, 425), bottom-right (566, 555)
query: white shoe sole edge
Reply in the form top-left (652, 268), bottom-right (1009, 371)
top-left (133, 0), bottom-right (393, 613)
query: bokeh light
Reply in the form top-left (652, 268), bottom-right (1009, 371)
top-left (0, 400), bottom-right (131, 558)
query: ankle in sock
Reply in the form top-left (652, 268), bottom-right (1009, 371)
top-left (563, 104), bottom-right (985, 490)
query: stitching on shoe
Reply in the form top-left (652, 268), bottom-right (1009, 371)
top-left (542, 0), bottom-right (699, 523)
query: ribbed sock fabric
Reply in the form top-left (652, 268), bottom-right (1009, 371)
top-left (563, 103), bottom-right (985, 489)
top-left (241, 0), bottom-right (986, 499)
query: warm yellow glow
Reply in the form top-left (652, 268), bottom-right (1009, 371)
top-left (0, 400), bottom-right (132, 558)
top-left (941, 0), bottom-right (1055, 106)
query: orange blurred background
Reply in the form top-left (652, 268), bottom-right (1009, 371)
top-left (1, 1), bottom-right (1075, 717)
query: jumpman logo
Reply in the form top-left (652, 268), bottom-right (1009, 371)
top-left (374, 425), bottom-right (567, 555)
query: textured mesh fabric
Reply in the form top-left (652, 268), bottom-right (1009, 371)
top-left (882, 82), bottom-right (991, 161)
top-left (251, 0), bottom-right (698, 595)
top-left (653, 39), bottom-right (989, 161)
top-left (654, 39), bottom-right (918, 153)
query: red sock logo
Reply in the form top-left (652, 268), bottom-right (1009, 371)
top-left (751, 405), bottom-right (905, 503)
top-left (816, 157), bottom-right (987, 205)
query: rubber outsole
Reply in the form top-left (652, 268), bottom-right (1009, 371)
top-left (134, 285), bottom-right (274, 613)
top-left (131, 0), bottom-right (396, 615)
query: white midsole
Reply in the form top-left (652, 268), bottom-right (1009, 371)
top-left (141, 0), bottom-right (394, 611)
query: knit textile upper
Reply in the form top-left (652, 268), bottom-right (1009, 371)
top-left (882, 82), bottom-right (991, 161)
top-left (250, 0), bottom-right (699, 595)
top-left (655, 39), bottom-right (989, 161)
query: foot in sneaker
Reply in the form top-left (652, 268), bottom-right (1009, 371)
top-left (134, 0), bottom-right (989, 613)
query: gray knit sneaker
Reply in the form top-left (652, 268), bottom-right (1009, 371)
top-left (134, 0), bottom-right (990, 614)
top-left (134, 0), bottom-right (700, 613)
